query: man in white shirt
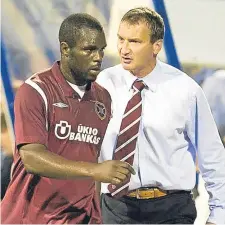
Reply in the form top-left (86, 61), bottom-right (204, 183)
top-left (97, 7), bottom-right (225, 224)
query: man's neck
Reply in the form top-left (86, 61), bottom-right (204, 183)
top-left (131, 59), bottom-right (157, 78)
top-left (59, 62), bottom-right (86, 86)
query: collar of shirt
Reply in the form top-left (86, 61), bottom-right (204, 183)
top-left (51, 61), bottom-right (97, 101)
top-left (122, 59), bottom-right (168, 93)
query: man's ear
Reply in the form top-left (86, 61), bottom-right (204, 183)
top-left (153, 39), bottom-right (163, 55)
top-left (60, 42), bottom-right (70, 57)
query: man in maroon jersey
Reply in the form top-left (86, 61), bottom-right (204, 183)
top-left (1, 13), bottom-right (134, 224)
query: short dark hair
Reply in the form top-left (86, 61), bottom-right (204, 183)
top-left (121, 7), bottom-right (165, 43)
top-left (59, 13), bottom-right (104, 48)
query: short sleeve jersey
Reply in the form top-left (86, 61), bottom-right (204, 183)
top-left (1, 62), bottom-right (111, 224)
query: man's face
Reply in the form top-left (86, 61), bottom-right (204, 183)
top-left (117, 21), bottom-right (162, 77)
top-left (68, 28), bottom-right (107, 83)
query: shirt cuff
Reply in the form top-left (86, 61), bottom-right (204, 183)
top-left (207, 207), bottom-right (225, 224)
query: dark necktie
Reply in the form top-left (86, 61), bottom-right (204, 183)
top-left (108, 80), bottom-right (145, 198)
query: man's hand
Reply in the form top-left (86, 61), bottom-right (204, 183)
top-left (92, 160), bottom-right (136, 185)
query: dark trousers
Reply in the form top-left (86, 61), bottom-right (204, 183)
top-left (101, 191), bottom-right (197, 224)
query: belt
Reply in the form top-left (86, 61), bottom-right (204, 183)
top-left (126, 187), bottom-right (187, 199)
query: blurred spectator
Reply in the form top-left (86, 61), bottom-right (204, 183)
top-left (1, 79), bottom-right (23, 199)
top-left (201, 70), bottom-right (225, 146)
top-left (192, 68), bottom-right (216, 86)
top-left (1, 112), bottom-right (13, 199)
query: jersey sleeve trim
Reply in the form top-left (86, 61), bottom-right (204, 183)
top-left (25, 79), bottom-right (48, 131)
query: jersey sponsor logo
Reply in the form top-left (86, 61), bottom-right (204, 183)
top-left (55, 121), bottom-right (71, 139)
top-left (53, 102), bottom-right (69, 108)
top-left (94, 101), bottom-right (107, 120)
top-left (55, 121), bottom-right (101, 145)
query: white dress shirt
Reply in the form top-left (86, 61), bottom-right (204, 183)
top-left (96, 59), bottom-right (225, 224)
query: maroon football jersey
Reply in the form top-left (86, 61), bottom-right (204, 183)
top-left (1, 62), bottom-right (111, 224)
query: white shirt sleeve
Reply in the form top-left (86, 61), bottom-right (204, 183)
top-left (187, 86), bottom-right (225, 224)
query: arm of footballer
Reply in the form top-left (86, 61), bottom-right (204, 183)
top-left (19, 143), bottom-right (98, 180)
top-left (19, 143), bottom-right (136, 183)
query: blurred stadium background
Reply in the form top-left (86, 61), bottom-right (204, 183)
top-left (1, 0), bottom-right (225, 224)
